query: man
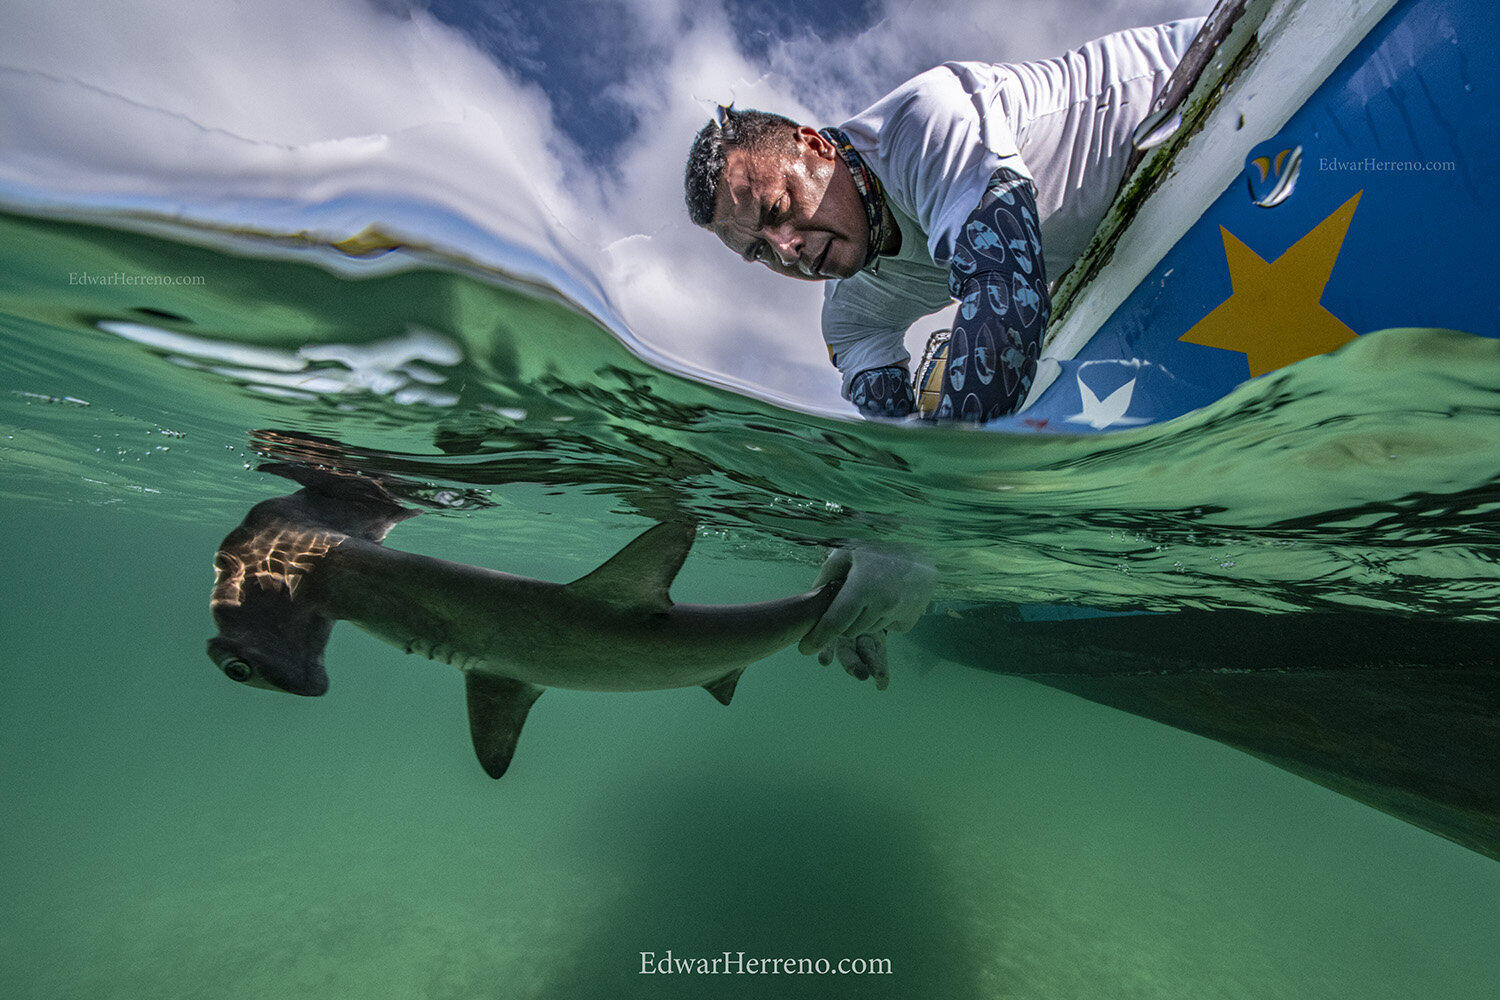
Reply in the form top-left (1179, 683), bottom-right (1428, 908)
top-left (684, 18), bottom-right (1203, 422)
top-left (683, 19), bottom-right (1204, 682)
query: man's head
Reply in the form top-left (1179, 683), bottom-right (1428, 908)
top-left (684, 107), bottom-right (870, 281)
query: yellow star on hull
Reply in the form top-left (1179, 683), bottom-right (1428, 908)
top-left (1180, 191), bottom-right (1364, 376)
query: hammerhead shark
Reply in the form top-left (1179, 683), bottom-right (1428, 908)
top-left (206, 464), bottom-right (837, 778)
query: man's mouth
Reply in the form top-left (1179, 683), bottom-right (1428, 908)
top-left (810, 240), bottom-right (831, 277)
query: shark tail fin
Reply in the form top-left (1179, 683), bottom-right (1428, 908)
top-left (465, 673), bottom-right (545, 779)
top-left (257, 463), bottom-right (419, 542)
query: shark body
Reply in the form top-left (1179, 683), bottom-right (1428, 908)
top-left (207, 465), bottom-right (835, 777)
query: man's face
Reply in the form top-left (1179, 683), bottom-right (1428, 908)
top-left (708, 126), bottom-right (869, 281)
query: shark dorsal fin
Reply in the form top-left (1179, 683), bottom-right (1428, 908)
top-left (563, 522), bottom-right (695, 614)
top-left (464, 673), bottom-right (545, 779)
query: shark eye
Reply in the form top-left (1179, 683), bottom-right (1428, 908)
top-left (221, 658), bottom-right (253, 683)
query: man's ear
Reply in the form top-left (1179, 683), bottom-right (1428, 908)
top-left (797, 125), bottom-right (836, 159)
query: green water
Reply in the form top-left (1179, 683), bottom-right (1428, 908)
top-left (2, 209), bottom-right (1498, 998)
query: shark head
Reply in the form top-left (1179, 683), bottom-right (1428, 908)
top-left (205, 464), bottom-right (418, 697)
top-left (207, 582), bottom-right (335, 697)
top-left (206, 631), bottom-right (330, 696)
top-left (205, 499), bottom-right (343, 698)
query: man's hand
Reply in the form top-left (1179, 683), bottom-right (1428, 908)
top-left (799, 546), bottom-right (937, 689)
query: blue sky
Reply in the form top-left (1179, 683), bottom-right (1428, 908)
top-left (395, 0), bottom-right (886, 161)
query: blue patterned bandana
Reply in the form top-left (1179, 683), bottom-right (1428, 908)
top-left (819, 126), bottom-right (892, 272)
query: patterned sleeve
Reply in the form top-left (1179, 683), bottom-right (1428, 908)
top-left (848, 365), bottom-right (916, 418)
top-left (934, 167), bottom-right (1051, 422)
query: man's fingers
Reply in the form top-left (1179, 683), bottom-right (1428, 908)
top-left (828, 632), bottom-right (889, 689)
top-left (854, 633), bottom-right (889, 690)
top-left (810, 547), bottom-right (854, 589)
top-left (834, 639), bottom-right (870, 681)
top-left (855, 632), bottom-right (888, 672)
top-left (798, 587), bottom-right (866, 654)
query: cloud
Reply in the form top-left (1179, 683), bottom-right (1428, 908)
top-left (0, 0), bottom-right (597, 282)
top-left (755, 0), bottom-right (1210, 119)
top-left (0, 0), bottom-right (1212, 412)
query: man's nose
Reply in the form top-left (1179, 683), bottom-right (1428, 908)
top-left (766, 227), bottom-right (801, 266)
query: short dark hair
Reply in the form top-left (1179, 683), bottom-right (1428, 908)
top-left (683, 107), bottom-right (801, 227)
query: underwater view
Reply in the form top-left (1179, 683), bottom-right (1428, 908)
top-left (2, 206), bottom-right (1498, 999)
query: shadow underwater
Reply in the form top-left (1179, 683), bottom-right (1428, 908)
top-left (911, 604), bottom-right (1500, 862)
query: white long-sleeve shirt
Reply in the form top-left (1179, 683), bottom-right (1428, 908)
top-left (822, 19), bottom-right (1204, 395)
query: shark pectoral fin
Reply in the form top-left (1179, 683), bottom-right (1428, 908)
top-left (463, 673), bottom-right (544, 779)
top-left (702, 667), bottom-right (746, 706)
top-left (562, 522), bottom-right (695, 613)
